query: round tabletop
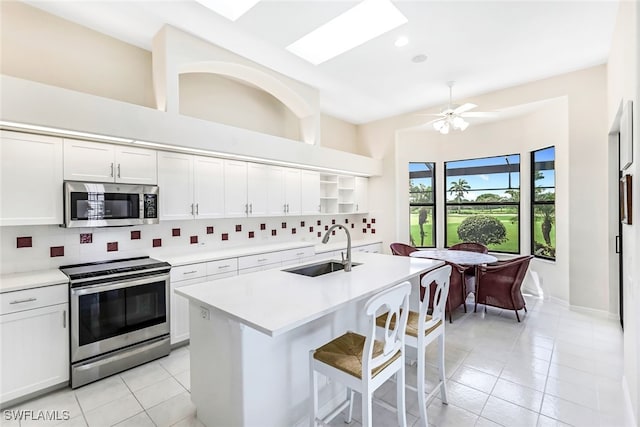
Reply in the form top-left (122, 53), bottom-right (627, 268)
top-left (409, 249), bottom-right (498, 265)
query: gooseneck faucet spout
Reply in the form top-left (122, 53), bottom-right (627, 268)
top-left (322, 224), bottom-right (352, 272)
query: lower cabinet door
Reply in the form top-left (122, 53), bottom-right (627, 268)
top-left (0, 303), bottom-right (69, 404)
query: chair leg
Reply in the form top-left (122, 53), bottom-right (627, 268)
top-left (396, 366), bottom-right (407, 427)
top-left (362, 390), bottom-right (373, 427)
top-left (309, 352), bottom-right (318, 427)
top-left (416, 347), bottom-right (428, 427)
top-left (515, 309), bottom-right (521, 322)
top-left (345, 388), bottom-right (354, 424)
top-left (524, 305), bottom-right (528, 313)
top-left (437, 332), bottom-right (448, 405)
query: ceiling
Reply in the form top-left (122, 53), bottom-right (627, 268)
top-left (23, 0), bottom-right (620, 124)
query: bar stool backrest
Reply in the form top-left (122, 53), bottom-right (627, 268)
top-left (363, 282), bottom-right (411, 378)
top-left (419, 265), bottom-right (452, 336)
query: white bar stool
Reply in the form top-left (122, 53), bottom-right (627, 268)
top-left (375, 265), bottom-right (452, 427)
top-left (309, 281), bottom-right (412, 427)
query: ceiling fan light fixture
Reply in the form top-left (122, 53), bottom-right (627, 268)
top-left (452, 116), bottom-right (466, 129)
top-left (439, 122), bottom-right (450, 134)
top-left (433, 120), bottom-right (445, 131)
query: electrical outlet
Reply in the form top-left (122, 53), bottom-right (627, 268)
top-left (200, 307), bottom-right (210, 320)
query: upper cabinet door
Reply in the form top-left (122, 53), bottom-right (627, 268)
top-left (247, 163), bottom-right (268, 216)
top-left (63, 139), bottom-right (115, 182)
top-left (194, 156), bottom-right (225, 219)
top-left (114, 146), bottom-right (157, 184)
top-left (266, 166), bottom-right (285, 216)
top-left (224, 160), bottom-right (248, 217)
top-left (0, 131), bottom-right (63, 226)
top-left (355, 177), bottom-right (369, 213)
top-left (158, 151), bottom-right (194, 221)
top-left (300, 170), bottom-right (320, 215)
top-left (284, 168), bottom-right (301, 215)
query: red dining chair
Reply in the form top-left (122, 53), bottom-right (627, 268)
top-left (449, 242), bottom-right (489, 254)
top-left (390, 243), bottom-right (418, 256)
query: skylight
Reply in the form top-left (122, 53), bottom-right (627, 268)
top-left (194, 0), bottom-right (261, 21)
top-left (286, 0), bottom-right (408, 65)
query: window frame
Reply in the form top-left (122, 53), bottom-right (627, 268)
top-left (530, 146), bottom-right (556, 261)
top-left (444, 153), bottom-right (521, 254)
top-left (409, 162), bottom-right (436, 248)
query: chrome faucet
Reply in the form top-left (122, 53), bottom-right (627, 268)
top-left (322, 224), bottom-right (352, 272)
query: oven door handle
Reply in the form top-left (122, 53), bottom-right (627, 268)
top-left (70, 273), bottom-right (170, 296)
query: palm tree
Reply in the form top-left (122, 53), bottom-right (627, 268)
top-left (448, 178), bottom-right (470, 213)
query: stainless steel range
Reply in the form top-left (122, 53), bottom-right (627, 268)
top-left (60, 257), bottom-right (171, 388)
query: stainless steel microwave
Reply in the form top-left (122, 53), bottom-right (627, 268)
top-left (63, 181), bottom-right (159, 228)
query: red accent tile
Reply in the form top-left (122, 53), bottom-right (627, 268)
top-left (372, 229), bottom-right (376, 234)
top-left (172, 228), bottom-right (180, 237)
top-left (107, 242), bottom-right (118, 252)
top-left (222, 233), bottom-right (229, 241)
top-left (362, 218), bottom-right (367, 223)
top-left (271, 230), bottom-right (277, 236)
top-left (351, 224), bottom-right (355, 229)
top-left (282, 222), bottom-right (287, 229)
top-left (317, 220), bottom-right (321, 226)
top-left (372, 218), bottom-right (376, 224)
top-left (17, 237), bottom-right (32, 248)
top-left (235, 225), bottom-right (242, 232)
top-left (367, 224), bottom-right (371, 228)
top-left (207, 226), bottom-right (214, 234)
top-left (332, 219), bottom-right (336, 224)
top-left (248, 231), bottom-right (255, 238)
top-left (153, 239), bottom-right (162, 247)
top-left (325, 225), bottom-right (329, 231)
top-left (317, 232), bottom-right (322, 237)
top-left (131, 230), bottom-right (141, 240)
top-left (363, 229), bottom-right (367, 234)
top-left (332, 231), bottom-right (335, 235)
top-left (260, 224), bottom-right (266, 230)
top-left (300, 221), bottom-right (305, 227)
top-left (190, 236), bottom-right (198, 244)
top-left (292, 228), bottom-right (297, 234)
top-left (309, 226), bottom-right (314, 232)
top-left (80, 233), bottom-right (92, 244)
top-left (50, 246), bottom-right (64, 257)
top-left (345, 219), bottom-right (349, 224)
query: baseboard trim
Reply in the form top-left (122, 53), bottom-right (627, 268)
top-left (622, 375), bottom-right (637, 427)
top-left (545, 295), bottom-right (569, 306)
top-left (569, 304), bottom-right (616, 319)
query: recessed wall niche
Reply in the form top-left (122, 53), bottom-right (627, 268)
top-left (179, 73), bottom-right (301, 141)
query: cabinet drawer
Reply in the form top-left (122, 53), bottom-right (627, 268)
top-left (206, 259), bottom-right (238, 276)
top-left (0, 284), bottom-right (68, 315)
top-left (280, 247), bottom-right (315, 262)
top-left (238, 252), bottom-right (282, 270)
top-left (170, 263), bottom-right (207, 282)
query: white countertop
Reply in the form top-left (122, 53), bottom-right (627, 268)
top-left (0, 269), bottom-right (69, 294)
top-left (176, 252), bottom-right (443, 337)
top-left (314, 238), bottom-right (382, 254)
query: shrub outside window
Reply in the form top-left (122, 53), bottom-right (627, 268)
top-left (409, 162), bottom-right (435, 247)
top-left (531, 146), bottom-right (556, 260)
top-left (445, 154), bottom-right (521, 253)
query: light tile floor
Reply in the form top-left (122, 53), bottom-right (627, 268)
top-left (4, 296), bottom-right (634, 427)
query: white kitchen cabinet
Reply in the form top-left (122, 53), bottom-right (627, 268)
top-left (0, 131), bottom-right (63, 226)
top-left (266, 166), bottom-right (285, 215)
top-left (0, 285), bottom-right (69, 405)
top-left (64, 139), bottom-right (157, 184)
top-left (224, 160), bottom-right (249, 217)
top-left (283, 168), bottom-right (301, 215)
top-left (247, 162), bottom-right (268, 216)
top-left (300, 170), bottom-right (321, 215)
top-left (158, 152), bottom-right (225, 221)
top-left (355, 177), bottom-right (369, 213)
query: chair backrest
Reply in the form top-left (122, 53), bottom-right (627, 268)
top-left (390, 243), bottom-right (417, 256)
top-left (477, 255), bottom-right (533, 309)
top-left (363, 281), bottom-right (411, 378)
top-left (449, 242), bottom-right (489, 254)
top-left (419, 265), bottom-right (452, 334)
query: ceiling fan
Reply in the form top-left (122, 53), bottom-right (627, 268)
top-left (418, 82), bottom-right (497, 134)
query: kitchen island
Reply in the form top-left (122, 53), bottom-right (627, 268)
top-left (176, 252), bottom-right (443, 427)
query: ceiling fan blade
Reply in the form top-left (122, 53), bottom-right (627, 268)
top-left (460, 111), bottom-right (499, 118)
top-left (453, 103), bottom-right (477, 114)
top-left (414, 113), bottom-right (445, 117)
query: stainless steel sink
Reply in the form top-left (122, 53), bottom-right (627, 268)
top-left (283, 260), bottom-right (361, 277)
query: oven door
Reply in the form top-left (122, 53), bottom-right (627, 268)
top-left (70, 273), bottom-right (170, 363)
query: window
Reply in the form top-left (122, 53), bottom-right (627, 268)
top-left (531, 146), bottom-right (555, 260)
top-left (409, 162), bottom-right (435, 247)
top-left (445, 154), bottom-right (521, 253)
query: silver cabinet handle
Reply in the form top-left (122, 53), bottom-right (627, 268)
top-left (9, 297), bottom-right (36, 305)
top-left (218, 265), bottom-right (231, 269)
top-left (257, 258), bottom-right (268, 262)
top-left (183, 270), bottom-right (198, 275)
top-left (283, 204), bottom-right (287, 213)
top-left (117, 164), bottom-right (121, 178)
top-left (245, 204), bottom-right (248, 214)
top-left (110, 163), bottom-right (114, 177)
top-left (249, 203), bottom-right (252, 214)
top-left (191, 203), bottom-right (194, 215)
top-left (296, 252), bottom-right (305, 256)
top-left (63, 310), bottom-right (66, 328)
top-left (196, 203), bottom-right (199, 215)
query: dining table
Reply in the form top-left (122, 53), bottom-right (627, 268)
top-left (409, 249), bottom-right (498, 265)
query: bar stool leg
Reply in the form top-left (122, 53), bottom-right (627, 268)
top-left (345, 388), bottom-right (354, 423)
top-left (309, 351), bottom-right (318, 427)
top-left (362, 389), bottom-right (373, 427)
top-left (416, 345), bottom-right (428, 427)
top-left (438, 332), bottom-right (448, 404)
top-left (396, 366), bottom-right (408, 427)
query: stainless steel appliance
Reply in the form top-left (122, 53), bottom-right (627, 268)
top-left (60, 257), bottom-right (171, 388)
top-left (63, 181), bottom-right (159, 228)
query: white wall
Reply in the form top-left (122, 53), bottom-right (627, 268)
top-left (607, 0), bottom-right (639, 422)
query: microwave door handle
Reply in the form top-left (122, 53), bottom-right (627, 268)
top-left (70, 273), bottom-right (170, 296)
